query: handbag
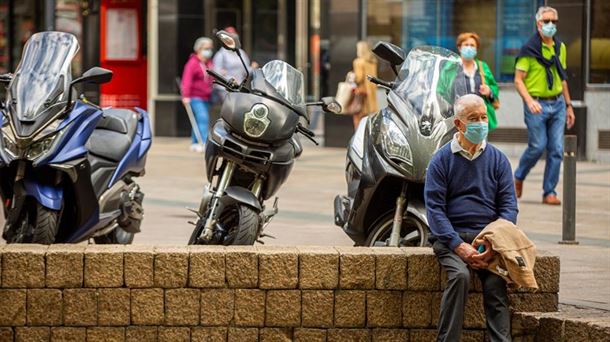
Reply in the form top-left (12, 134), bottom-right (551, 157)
top-left (478, 60), bottom-right (500, 110)
top-left (335, 72), bottom-right (357, 114)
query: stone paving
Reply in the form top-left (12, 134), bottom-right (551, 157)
top-left (1, 137), bottom-right (609, 311)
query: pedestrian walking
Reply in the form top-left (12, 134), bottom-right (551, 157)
top-left (456, 32), bottom-right (500, 131)
top-left (514, 6), bottom-right (575, 205)
top-left (351, 41), bottom-right (378, 129)
top-left (181, 37), bottom-right (215, 152)
top-left (212, 26), bottom-right (257, 101)
top-left (425, 94), bottom-right (518, 342)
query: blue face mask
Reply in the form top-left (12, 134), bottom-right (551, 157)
top-left (541, 22), bottom-right (557, 38)
top-left (460, 46), bottom-right (477, 60)
top-left (461, 121), bottom-right (489, 144)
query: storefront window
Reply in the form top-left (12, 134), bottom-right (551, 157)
top-left (367, 0), bottom-right (402, 80)
top-left (367, 0), bottom-right (541, 83)
top-left (0, 0), bottom-right (8, 73)
top-left (12, 0), bottom-right (40, 69)
top-left (589, 0), bottom-right (610, 84)
top-left (56, 0), bottom-right (84, 76)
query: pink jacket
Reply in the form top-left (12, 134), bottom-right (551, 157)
top-left (181, 53), bottom-right (214, 101)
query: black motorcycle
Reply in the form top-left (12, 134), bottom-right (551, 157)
top-left (188, 30), bottom-right (341, 245)
top-left (334, 43), bottom-right (467, 247)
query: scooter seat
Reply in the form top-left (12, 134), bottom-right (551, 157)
top-left (86, 109), bottom-right (139, 162)
top-left (96, 108), bottom-right (139, 137)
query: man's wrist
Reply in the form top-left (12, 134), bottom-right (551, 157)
top-left (565, 102), bottom-right (572, 108)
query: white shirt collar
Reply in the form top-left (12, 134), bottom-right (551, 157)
top-left (451, 133), bottom-right (487, 160)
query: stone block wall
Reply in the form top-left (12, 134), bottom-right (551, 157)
top-left (0, 245), bottom-right (560, 341)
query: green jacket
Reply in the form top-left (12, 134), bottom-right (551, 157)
top-left (436, 59), bottom-right (500, 130)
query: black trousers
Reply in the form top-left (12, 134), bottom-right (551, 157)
top-left (432, 234), bottom-right (511, 342)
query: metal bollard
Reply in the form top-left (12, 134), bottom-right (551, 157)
top-left (559, 135), bottom-right (579, 245)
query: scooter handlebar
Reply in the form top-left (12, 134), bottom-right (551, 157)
top-left (206, 69), bottom-right (234, 89)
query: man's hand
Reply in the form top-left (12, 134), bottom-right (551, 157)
top-left (566, 105), bottom-right (576, 129)
top-left (453, 243), bottom-right (480, 267)
top-left (471, 239), bottom-right (495, 266)
top-left (479, 84), bottom-right (491, 97)
top-left (526, 99), bottom-right (542, 114)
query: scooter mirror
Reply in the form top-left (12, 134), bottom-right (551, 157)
top-left (372, 42), bottom-right (406, 67)
top-left (216, 30), bottom-right (241, 51)
top-left (322, 96), bottom-right (342, 114)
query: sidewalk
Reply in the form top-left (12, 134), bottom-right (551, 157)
top-left (1, 137), bottom-right (608, 311)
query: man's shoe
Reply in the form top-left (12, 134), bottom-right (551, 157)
top-left (514, 179), bottom-right (523, 198)
top-left (543, 194), bottom-right (561, 205)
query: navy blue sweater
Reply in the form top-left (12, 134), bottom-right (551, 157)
top-left (424, 142), bottom-right (518, 250)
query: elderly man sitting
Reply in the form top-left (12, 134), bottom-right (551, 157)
top-left (425, 94), bottom-right (518, 342)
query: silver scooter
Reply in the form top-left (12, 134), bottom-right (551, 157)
top-left (334, 43), bottom-right (467, 247)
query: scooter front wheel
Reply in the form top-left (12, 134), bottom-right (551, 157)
top-left (365, 212), bottom-right (428, 247)
top-left (189, 203), bottom-right (260, 245)
top-left (6, 201), bottom-right (60, 244)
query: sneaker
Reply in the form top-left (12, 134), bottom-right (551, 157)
top-left (543, 194), bottom-right (561, 205)
top-left (195, 144), bottom-right (205, 153)
top-left (514, 178), bottom-right (523, 198)
top-left (189, 144), bottom-right (199, 152)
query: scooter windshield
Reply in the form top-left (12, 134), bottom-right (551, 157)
top-left (261, 60), bottom-right (305, 105)
top-left (9, 31), bottom-right (79, 121)
top-left (393, 46), bottom-right (467, 122)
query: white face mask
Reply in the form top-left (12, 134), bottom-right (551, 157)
top-left (200, 49), bottom-right (213, 59)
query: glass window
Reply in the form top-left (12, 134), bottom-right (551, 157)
top-left (56, 0), bottom-right (84, 76)
top-left (367, 0), bottom-right (541, 83)
top-left (157, 0), bottom-right (178, 94)
top-left (589, 0), bottom-right (610, 84)
top-left (0, 0), bottom-right (8, 73)
top-left (367, 0), bottom-right (403, 80)
top-left (12, 0), bottom-right (41, 69)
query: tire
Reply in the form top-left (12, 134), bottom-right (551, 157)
top-left (32, 203), bottom-right (60, 244)
top-left (189, 203), bottom-right (260, 245)
top-left (188, 219), bottom-right (204, 245)
top-left (364, 211), bottom-right (428, 247)
top-left (224, 204), bottom-right (260, 245)
top-left (94, 226), bottom-right (135, 244)
top-left (6, 201), bottom-right (60, 244)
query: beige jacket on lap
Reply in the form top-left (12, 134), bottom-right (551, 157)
top-left (474, 219), bottom-right (538, 289)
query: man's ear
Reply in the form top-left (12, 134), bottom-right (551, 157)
top-left (454, 118), bottom-right (463, 131)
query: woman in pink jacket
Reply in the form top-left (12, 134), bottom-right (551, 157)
top-left (181, 37), bottom-right (214, 152)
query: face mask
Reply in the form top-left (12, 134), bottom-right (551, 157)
top-left (461, 121), bottom-right (488, 144)
top-left (460, 46), bottom-right (477, 60)
top-left (541, 22), bottom-right (557, 38)
top-left (200, 49), bottom-right (213, 59)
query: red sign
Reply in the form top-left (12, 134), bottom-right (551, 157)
top-left (100, 0), bottom-right (147, 109)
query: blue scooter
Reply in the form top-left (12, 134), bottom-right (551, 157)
top-left (0, 31), bottom-right (152, 244)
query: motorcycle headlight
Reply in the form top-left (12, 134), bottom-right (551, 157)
top-left (1, 123), bottom-right (18, 157)
top-left (26, 133), bottom-right (57, 160)
top-left (380, 115), bottom-right (413, 166)
top-left (243, 103), bottom-right (271, 138)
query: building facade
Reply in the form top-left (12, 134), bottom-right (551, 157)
top-left (3, 1), bottom-right (608, 161)
top-left (146, 0), bottom-right (609, 161)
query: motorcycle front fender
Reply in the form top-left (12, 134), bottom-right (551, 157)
top-left (220, 186), bottom-right (262, 212)
top-left (23, 179), bottom-right (63, 210)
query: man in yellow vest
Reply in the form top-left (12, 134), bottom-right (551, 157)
top-left (514, 6), bottom-right (575, 205)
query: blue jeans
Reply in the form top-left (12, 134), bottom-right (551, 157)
top-left (514, 95), bottom-right (566, 197)
top-left (190, 98), bottom-right (209, 144)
